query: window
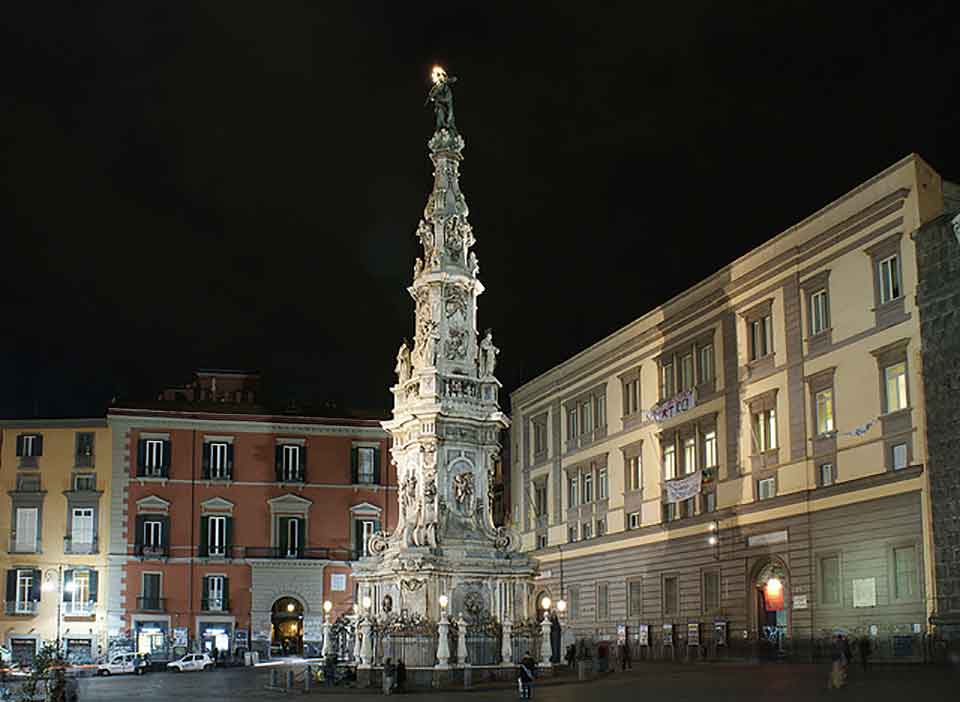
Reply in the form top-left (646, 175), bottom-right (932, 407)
top-left (568, 524), bottom-right (578, 543)
top-left (207, 442), bottom-right (230, 479)
top-left (16, 434), bottom-right (42, 458)
top-left (663, 576), bottom-right (679, 615)
top-left (75, 432), bottom-right (94, 466)
top-left (582, 472), bottom-right (593, 503)
top-left (750, 315), bottom-right (773, 361)
top-left (819, 462), bottom-right (834, 486)
top-left (758, 477), bottom-right (776, 500)
top-left (680, 353), bottom-right (694, 392)
top-left (566, 408), bottom-right (577, 442)
top-left (663, 443), bottom-right (676, 480)
top-left (281, 445), bottom-right (302, 482)
top-left (582, 521), bottom-right (592, 540)
top-left (533, 482), bottom-right (547, 520)
top-left (597, 468), bottom-right (608, 500)
top-left (568, 476), bottom-right (578, 508)
top-left (703, 431), bottom-right (717, 469)
top-left (752, 409), bottom-right (777, 452)
top-left (65, 569), bottom-right (92, 615)
top-left (144, 520), bottom-right (163, 548)
top-left (15, 569), bottom-right (36, 613)
top-left (536, 533), bottom-right (548, 549)
top-left (357, 519), bottom-right (377, 557)
top-left (627, 579), bottom-right (642, 617)
top-left (703, 570), bottom-right (720, 612)
top-left (284, 518), bottom-right (301, 557)
top-left (143, 439), bottom-right (165, 475)
top-left (892, 443), bottom-right (908, 471)
top-left (627, 455), bottom-right (642, 492)
top-left (623, 377), bottom-right (641, 416)
top-left (207, 515), bottom-right (227, 557)
top-left (662, 502), bottom-right (676, 523)
top-left (568, 587), bottom-right (580, 618)
top-left (72, 507), bottom-right (94, 545)
top-left (73, 473), bottom-right (96, 491)
top-left (810, 289), bottom-right (830, 335)
top-left (683, 437), bottom-right (696, 475)
top-left (205, 575), bottom-right (226, 611)
top-left (580, 399), bottom-right (593, 435)
top-left (698, 344), bottom-right (715, 384)
top-left (597, 582), bottom-right (609, 620)
top-left (894, 546), bottom-right (917, 599)
top-left (884, 362), bottom-right (908, 412)
top-left (533, 420), bottom-right (547, 456)
top-left (596, 517), bottom-right (606, 536)
top-left (15, 507), bottom-right (38, 552)
top-left (141, 573), bottom-right (162, 610)
top-left (356, 447), bottom-right (376, 483)
top-left (680, 497), bottom-right (696, 518)
top-left (702, 491), bottom-right (716, 513)
top-left (661, 361), bottom-right (675, 399)
top-left (820, 555), bottom-right (840, 605)
top-left (628, 511), bottom-right (640, 529)
top-left (878, 254), bottom-right (902, 304)
top-left (815, 389), bottom-right (835, 435)
top-left (596, 395), bottom-right (606, 430)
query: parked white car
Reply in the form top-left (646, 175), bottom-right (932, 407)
top-left (97, 652), bottom-right (146, 676)
top-left (166, 653), bottom-right (214, 672)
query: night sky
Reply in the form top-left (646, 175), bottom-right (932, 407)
top-left (2, 2), bottom-right (959, 419)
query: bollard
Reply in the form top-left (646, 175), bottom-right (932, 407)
top-left (304, 665), bottom-right (312, 692)
top-left (270, 668), bottom-right (279, 688)
top-left (285, 668), bottom-right (295, 690)
top-left (463, 665), bottom-right (472, 689)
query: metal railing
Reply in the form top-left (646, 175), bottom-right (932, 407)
top-left (137, 596), bottom-right (166, 612)
top-left (201, 596), bottom-right (230, 612)
top-left (3, 600), bottom-right (39, 615)
top-left (242, 546), bottom-right (359, 561)
top-left (75, 454), bottom-right (94, 468)
top-left (63, 600), bottom-right (95, 617)
top-left (64, 536), bottom-right (98, 554)
top-left (7, 538), bottom-right (39, 554)
top-left (135, 543), bottom-right (170, 558)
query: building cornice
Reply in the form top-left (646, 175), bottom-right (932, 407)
top-left (108, 411), bottom-right (388, 438)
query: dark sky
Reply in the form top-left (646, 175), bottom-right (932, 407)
top-left (2, 1), bottom-right (959, 418)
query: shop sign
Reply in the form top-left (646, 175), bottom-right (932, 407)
top-left (747, 530), bottom-right (788, 547)
top-left (638, 624), bottom-right (649, 647)
top-left (174, 627), bottom-right (189, 647)
top-left (662, 623), bottom-right (674, 646)
top-left (687, 623), bottom-right (700, 647)
top-left (235, 629), bottom-right (249, 644)
top-left (793, 594), bottom-right (808, 610)
top-left (617, 624), bottom-right (626, 644)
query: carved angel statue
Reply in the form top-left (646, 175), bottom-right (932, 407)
top-left (395, 341), bottom-right (412, 383)
top-left (468, 251), bottom-right (479, 277)
top-left (425, 65), bottom-right (458, 132)
top-left (413, 257), bottom-right (423, 280)
top-left (479, 329), bottom-right (499, 377)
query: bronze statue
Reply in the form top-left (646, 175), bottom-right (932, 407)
top-left (425, 66), bottom-right (458, 132)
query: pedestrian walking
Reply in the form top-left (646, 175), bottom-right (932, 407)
top-left (858, 636), bottom-right (871, 672)
top-left (623, 641), bottom-right (632, 670)
top-left (565, 644), bottom-right (576, 670)
top-left (518, 651), bottom-right (535, 700)
top-left (382, 658), bottom-right (395, 695)
top-left (828, 635), bottom-right (847, 689)
top-left (396, 660), bottom-right (406, 694)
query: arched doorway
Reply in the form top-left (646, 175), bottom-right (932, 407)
top-left (752, 560), bottom-right (790, 660)
top-left (271, 597), bottom-right (304, 656)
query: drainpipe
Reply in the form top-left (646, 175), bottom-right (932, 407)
top-left (189, 430), bottom-right (196, 651)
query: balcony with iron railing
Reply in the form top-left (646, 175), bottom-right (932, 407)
top-left (242, 546), bottom-right (359, 561)
top-left (63, 600), bottom-right (95, 617)
top-left (64, 536), bottom-right (98, 554)
top-left (3, 600), bottom-right (39, 616)
top-left (75, 454), bottom-right (94, 468)
top-left (136, 596), bottom-right (166, 612)
top-left (135, 543), bottom-right (170, 559)
top-left (201, 595), bottom-right (230, 612)
top-left (7, 538), bottom-right (39, 554)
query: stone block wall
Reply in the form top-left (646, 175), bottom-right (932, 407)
top-left (915, 208), bottom-right (960, 634)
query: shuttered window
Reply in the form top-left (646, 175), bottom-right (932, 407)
top-left (663, 576), bottom-right (679, 615)
top-left (820, 555), bottom-right (840, 605)
top-left (894, 546), bottom-right (917, 599)
top-left (596, 582), bottom-right (609, 620)
top-left (703, 571), bottom-right (720, 612)
top-left (627, 579), bottom-right (642, 617)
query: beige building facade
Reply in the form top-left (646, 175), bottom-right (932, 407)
top-left (1, 420), bottom-right (112, 665)
top-left (510, 154), bottom-right (953, 660)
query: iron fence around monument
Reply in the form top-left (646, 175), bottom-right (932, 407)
top-left (466, 630), bottom-right (501, 665)
top-left (379, 631), bottom-right (438, 667)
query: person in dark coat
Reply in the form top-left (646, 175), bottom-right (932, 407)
top-left (858, 636), bottom-right (871, 672)
top-left (518, 652), bottom-right (536, 699)
top-left (565, 644), bottom-right (576, 669)
top-left (396, 660), bottom-right (407, 694)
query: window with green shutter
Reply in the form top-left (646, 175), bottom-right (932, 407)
top-left (894, 546), bottom-right (917, 599)
top-left (820, 555), bottom-right (841, 605)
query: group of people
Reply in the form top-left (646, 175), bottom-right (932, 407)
top-left (828, 634), bottom-right (872, 689)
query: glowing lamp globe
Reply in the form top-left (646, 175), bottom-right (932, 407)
top-left (556, 599), bottom-right (567, 613)
top-left (438, 594), bottom-right (449, 609)
top-left (323, 600), bottom-right (333, 614)
top-left (362, 595), bottom-right (372, 610)
top-left (540, 596), bottom-right (552, 611)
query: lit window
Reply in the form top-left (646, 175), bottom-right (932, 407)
top-left (683, 437), bottom-right (697, 475)
top-left (206, 575), bottom-right (226, 611)
top-left (810, 290), bottom-right (830, 335)
top-left (884, 362), bottom-right (908, 412)
top-left (698, 344), bottom-right (715, 384)
top-left (819, 462), bottom-right (834, 486)
top-left (753, 409), bottom-right (777, 452)
top-left (815, 389), bottom-right (835, 435)
top-left (663, 444), bottom-right (676, 480)
top-left (143, 520), bottom-right (163, 548)
top-left (208, 442), bottom-right (229, 479)
top-left (208, 515), bottom-right (227, 556)
top-left (703, 431), bottom-right (717, 468)
top-left (892, 443), bottom-right (908, 471)
top-left (878, 254), bottom-right (902, 304)
top-left (281, 445), bottom-right (302, 481)
top-left (357, 447), bottom-right (376, 483)
top-left (758, 477), bottom-right (776, 500)
top-left (144, 440), bottom-right (165, 475)
top-left (680, 354), bottom-right (694, 392)
top-left (72, 507), bottom-right (94, 545)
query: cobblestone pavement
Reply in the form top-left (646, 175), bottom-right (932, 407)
top-left (74, 662), bottom-right (960, 701)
